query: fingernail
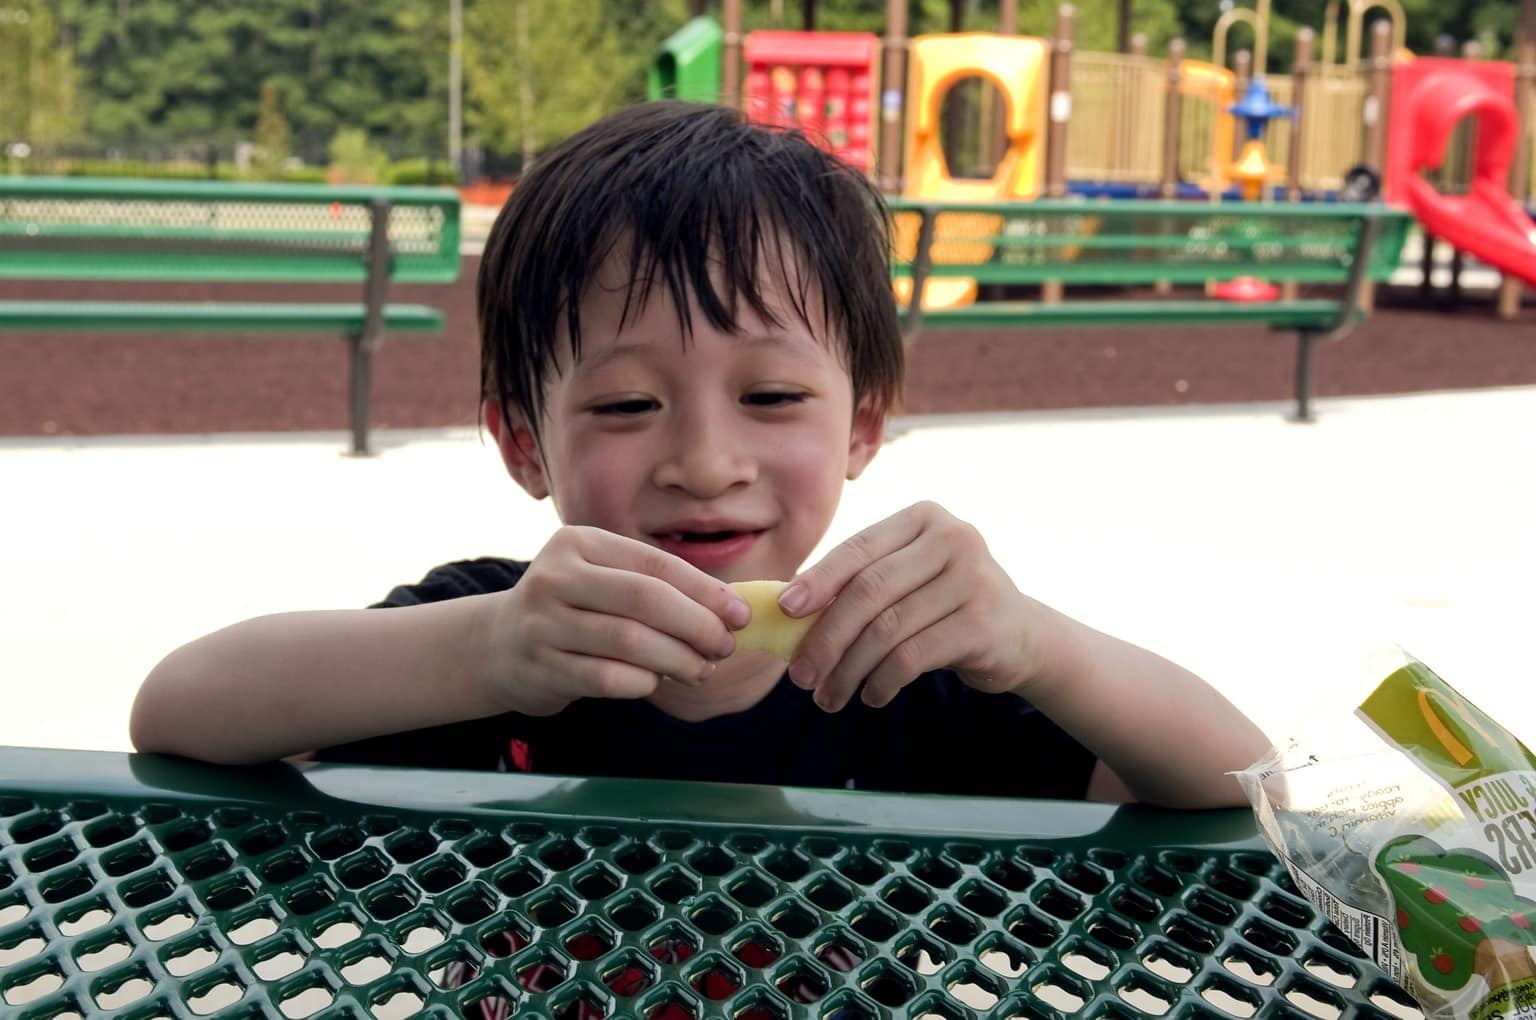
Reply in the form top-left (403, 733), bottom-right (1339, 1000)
top-left (697, 661), bottom-right (716, 684)
top-left (725, 596), bottom-right (751, 629)
top-left (716, 635), bottom-right (736, 660)
top-left (788, 659), bottom-right (816, 689)
top-left (779, 583), bottom-right (807, 616)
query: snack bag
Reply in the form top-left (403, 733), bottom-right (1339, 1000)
top-left (1238, 652), bottom-right (1536, 1020)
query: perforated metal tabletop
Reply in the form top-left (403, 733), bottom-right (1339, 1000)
top-left (0, 748), bottom-right (1422, 1020)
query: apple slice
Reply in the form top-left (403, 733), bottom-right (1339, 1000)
top-left (729, 581), bottom-right (821, 660)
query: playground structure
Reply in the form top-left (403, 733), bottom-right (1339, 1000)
top-left (1385, 58), bottom-right (1536, 289)
top-left (741, 30), bottom-right (880, 174)
top-left (893, 34), bottom-right (1049, 310)
top-left (650, 0), bottom-right (1536, 314)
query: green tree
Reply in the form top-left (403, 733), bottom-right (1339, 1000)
top-left (602, 0), bottom-right (695, 106)
top-left (328, 126), bottom-right (387, 183)
top-left (1168, 0), bottom-right (1528, 70)
top-left (28, 4), bottom-right (85, 156)
top-left (252, 79), bottom-right (291, 177)
top-left (0, 3), bottom-right (84, 157)
top-left (300, 0), bottom-right (448, 157)
top-left (29, 0), bottom-right (1532, 166)
top-left (464, 0), bottom-right (627, 167)
top-left (389, 2), bottom-right (454, 157)
top-left (722, 0), bottom-right (1179, 49)
top-left (48, 0), bottom-right (450, 159)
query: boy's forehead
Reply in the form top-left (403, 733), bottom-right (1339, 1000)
top-left (579, 328), bottom-right (829, 369)
top-left (567, 256), bottom-right (835, 350)
top-left (585, 227), bottom-right (819, 306)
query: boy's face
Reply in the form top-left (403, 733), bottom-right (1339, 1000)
top-left (488, 253), bottom-right (884, 582)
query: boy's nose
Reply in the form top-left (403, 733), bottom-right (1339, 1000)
top-left (651, 419), bottom-right (756, 497)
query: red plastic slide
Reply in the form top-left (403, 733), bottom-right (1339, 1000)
top-left (1384, 58), bottom-right (1536, 287)
top-left (1406, 176), bottom-right (1536, 287)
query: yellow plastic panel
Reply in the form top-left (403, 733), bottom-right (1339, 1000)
top-left (898, 33), bottom-right (1049, 309)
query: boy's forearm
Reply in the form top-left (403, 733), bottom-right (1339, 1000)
top-left (130, 597), bottom-right (507, 764)
top-left (1023, 609), bottom-right (1272, 809)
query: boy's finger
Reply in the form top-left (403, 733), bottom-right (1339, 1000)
top-left (567, 565), bottom-right (740, 662)
top-left (810, 568), bottom-right (963, 712)
top-left (790, 542), bottom-right (944, 710)
top-left (553, 608), bottom-right (719, 685)
top-left (551, 650), bottom-right (664, 702)
top-left (779, 506), bottom-right (928, 619)
top-left (859, 616), bottom-right (970, 709)
top-left (588, 531), bottom-right (752, 631)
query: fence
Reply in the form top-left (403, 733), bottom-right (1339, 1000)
top-left (1072, 57), bottom-right (1372, 197)
top-left (1064, 51), bottom-right (1167, 185)
top-left (1258, 67), bottom-right (1368, 194)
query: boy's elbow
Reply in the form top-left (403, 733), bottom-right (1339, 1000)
top-left (1093, 761), bottom-right (1255, 811)
top-left (132, 650), bottom-right (297, 767)
top-left (129, 664), bottom-right (182, 757)
top-left (130, 649), bottom-right (220, 761)
top-left (1132, 771), bottom-right (1255, 811)
top-left (129, 698), bottom-right (253, 765)
top-left (129, 654), bottom-right (162, 745)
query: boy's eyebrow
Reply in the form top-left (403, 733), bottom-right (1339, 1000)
top-left (580, 330), bottom-right (824, 370)
top-left (731, 331), bottom-right (824, 358)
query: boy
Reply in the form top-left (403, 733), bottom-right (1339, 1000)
top-left (131, 102), bottom-right (1268, 807)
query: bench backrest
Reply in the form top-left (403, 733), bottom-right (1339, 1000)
top-left (887, 199), bottom-right (1411, 287)
top-left (0, 176), bottom-right (461, 284)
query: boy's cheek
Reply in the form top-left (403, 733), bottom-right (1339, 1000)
top-left (559, 455), bottom-right (644, 529)
top-left (773, 437), bottom-right (850, 499)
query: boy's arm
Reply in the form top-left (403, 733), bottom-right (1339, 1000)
top-left (131, 529), bottom-right (749, 766)
top-left (130, 597), bottom-right (509, 765)
top-left (1022, 608), bottom-right (1273, 809)
top-left (776, 503), bottom-right (1270, 810)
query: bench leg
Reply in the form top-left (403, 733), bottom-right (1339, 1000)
top-left (348, 335), bottom-right (372, 456)
top-left (1289, 329), bottom-right (1318, 424)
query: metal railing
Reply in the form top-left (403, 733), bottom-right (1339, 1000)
top-left (1175, 64), bottom-right (1234, 187)
top-left (1064, 51), bottom-right (1166, 184)
top-left (1259, 67), bottom-right (1367, 194)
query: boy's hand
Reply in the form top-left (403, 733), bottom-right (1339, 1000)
top-left (486, 527), bottom-right (749, 716)
top-left (780, 502), bottom-right (1055, 712)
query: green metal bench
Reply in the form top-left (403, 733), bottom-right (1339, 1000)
top-left (0, 746), bottom-right (1422, 1020)
top-left (0, 177), bottom-right (462, 455)
top-left (889, 200), bottom-right (1413, 422)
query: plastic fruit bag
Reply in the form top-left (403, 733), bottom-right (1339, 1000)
top-left (1237, 652), bottom-right (1536, 1020)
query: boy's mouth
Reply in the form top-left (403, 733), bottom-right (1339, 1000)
top-left (651, 529), bottom-right (765, 571)
top-left (661, 530), bottom-right (749, 543)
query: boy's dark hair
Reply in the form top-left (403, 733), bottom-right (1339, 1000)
top-left (478, 101), bottom-right (903, 445)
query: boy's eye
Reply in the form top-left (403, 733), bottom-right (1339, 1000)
top-left (743, 392), bottom-right (806, 407)
top-left (592, 398), bottom-right (659, 416)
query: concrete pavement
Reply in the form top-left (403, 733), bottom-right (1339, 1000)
top-left (4, 386), bottom-right (1534, 758)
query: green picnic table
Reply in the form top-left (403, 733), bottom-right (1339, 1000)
top-left (0, 747), bottom-right (1420, 1020)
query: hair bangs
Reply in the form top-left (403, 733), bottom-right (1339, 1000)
top-left (593, 177), bottom-right (836, 360)
top-left (479, 102), bottom-right (903, 448)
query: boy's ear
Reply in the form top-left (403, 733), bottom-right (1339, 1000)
top-left (845, 399), bottom-right (885, 481)
top-left (482, 399), bottom-right (549, 500)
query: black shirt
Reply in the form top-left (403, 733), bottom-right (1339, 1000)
top-left (316, 558), bottom-right (1097, 799)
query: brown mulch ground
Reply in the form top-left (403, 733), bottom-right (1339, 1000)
top-left (1, 259), bottom-right (1532, 437)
